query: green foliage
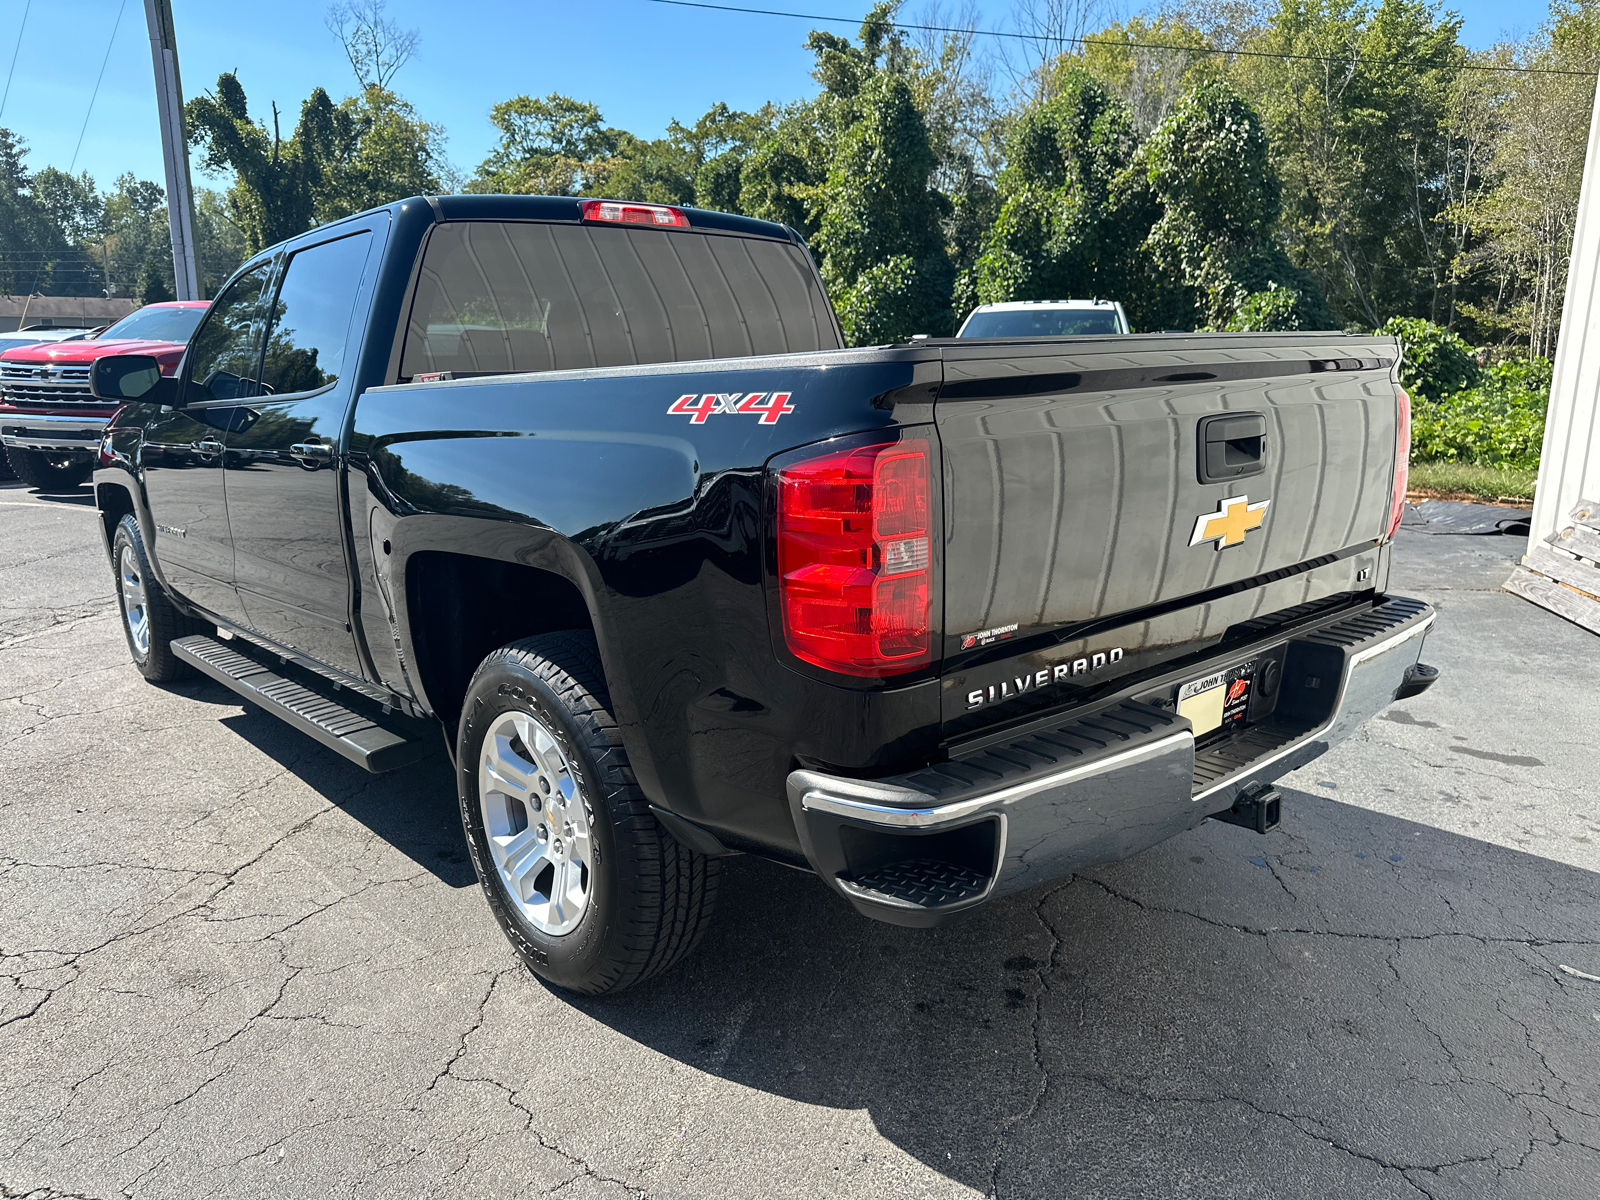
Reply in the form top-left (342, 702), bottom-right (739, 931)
top-left (965, 70), bottom-right (1142, 312)
top-left (1449, 1), bottom-right (1600, 356)
top-left (1061, 17), bottom-right (1227, 133)
top-left (1228, 0), bottom-right (1468, 330)
top-left (957, 74), bottom-right (1332, 333)
top-left (815, 71), bottom-right (953, 341)
top-left (0, 129), bottom-right (72, 294)
top-left (0, 127), bottom-right (247, 301)
top-left (739, 108), bottom-right (827, 235)
top-left (1378, 316), bottom-right (1479, 400)
top-left (193, 188), bottom-right (249, 298)
top-left (469, 93), bottom-right (622, 196)
top-left (468, 93), bottom-right (772, 211)
top-left (317, 86), bottom-right (443, 222)
top-left (1409, 357), bottom-right (1550, 470)
top-left (1224, 284), bottom-right (1317, 331)
top-left (31, 168), bottom-right (100, 246)
top-left (1406, 460), bottom-right (1538, 502)
top-left (101, 174), bottom-right (179, 303)
top-left (186, 73), bottom-right (338, 252)
top-left (1142, 81), bottom-right (1334, 331)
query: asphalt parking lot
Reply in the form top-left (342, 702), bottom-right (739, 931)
top-left (2, 479), bottom-right (1598, 1200)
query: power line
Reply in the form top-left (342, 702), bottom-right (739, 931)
top-left (70, 0), bottom-right (129, 173)
top-left (0, 0), bottom-right (31, 122)
top-left (645, 0), bottom-right (1600, 78)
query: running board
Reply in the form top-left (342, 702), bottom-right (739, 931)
top-left (172, 635), bottom-right (430, 773)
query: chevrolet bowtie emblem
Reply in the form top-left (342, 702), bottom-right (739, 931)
top-left (1190, 495), bottom-right (1270, 550)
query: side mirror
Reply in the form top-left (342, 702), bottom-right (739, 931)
top-left (90, 355), bottom-right (178, 405)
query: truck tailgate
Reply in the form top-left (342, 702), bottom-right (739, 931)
top-left (936, 334), bottom-right (1401, 738)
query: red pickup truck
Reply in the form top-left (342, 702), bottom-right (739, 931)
top-left (0, 300), bottom-right (209, 489)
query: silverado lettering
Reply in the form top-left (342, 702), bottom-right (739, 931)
top-left (964, 648), bottom-right (1128, 710)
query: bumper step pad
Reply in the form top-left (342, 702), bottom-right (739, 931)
top-left (840, 859), bottom-right (991, 909)
top-left (172, 635), bottom-right (429, 773)
top-left (897, 700), bottom-right (1186, 807)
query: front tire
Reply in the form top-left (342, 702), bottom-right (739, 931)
top-left (6, 448), bottom-right (93, 491)
top-left (111, 514), bottom-right (207, 682)
top-left (458, 632), bottom-right (719, 995)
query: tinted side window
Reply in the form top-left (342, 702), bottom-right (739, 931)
top-left (186, 264), bottom-right (270, 401)
top-left (260, 232), bottom-right (374, 395)
top-left (400, 221), bottom-right (839, 379)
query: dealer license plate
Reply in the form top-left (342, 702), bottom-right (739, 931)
top-left (1177, 661), bottom-right (1255, 737)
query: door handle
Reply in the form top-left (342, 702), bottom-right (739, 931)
top-left (195, 437), bottom-right (224, 459)
top-left (290, 442), bottom-right (333, 465)
top-left (1197, 413), bottom-right (1266, 484)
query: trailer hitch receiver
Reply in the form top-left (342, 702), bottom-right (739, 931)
top-left (1212, 781), bottom-right (1282, 835)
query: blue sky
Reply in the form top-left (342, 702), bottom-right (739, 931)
top-left (0, 0), bottom-right (1555, 195)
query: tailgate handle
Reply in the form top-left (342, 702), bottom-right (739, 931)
top-left (1197, 412), bottom-right (1266, 484)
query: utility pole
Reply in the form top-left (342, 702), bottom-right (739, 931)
top-left (143, 0), bottom-right (200, 300)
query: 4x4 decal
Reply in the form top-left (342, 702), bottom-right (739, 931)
top-left (668, 391), bottom-right (795, 424)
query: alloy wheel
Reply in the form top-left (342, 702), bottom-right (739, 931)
top-left (119, 544), bottom-right (150, 657)
top-left (478, 708), bottom-right (593, 935)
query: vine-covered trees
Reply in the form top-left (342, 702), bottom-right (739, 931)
top-left (962, 75), bottom-right (1332, 334)
top-left (964, 71), bottom-right (1143, 317)
top-left (318, 87), bottom-right (444, 222)
top-left (815, 72), bottom-right (953, 342)
top-left (186, 74), bottom-right (339, 253)
top-left (8, 0), bottom-right (1592, 356)
top-left (1142, 82), bottom-right (1334, 331)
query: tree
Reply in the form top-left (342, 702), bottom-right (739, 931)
top-left (98, 173), bottom-right (176, 302)
top-left (1230, 0), bottom-right (1466, 328)
top-left (1453, 2), bottom-right (1600, 357)
top-left (193, 187), bottom-right (249, 297)
top-left (739, 107), bottom-right (828, 234)
top-left (1141, 81), bottom-right (1334, 329)
top-left (0, 129), bottom-right (71, 295)
top-left (31, 168), bottom-right (101, 246)
top-left (1001, 0), bottom-right (1117, 100)
top-left (326, 0), bottom-right (419, 90)
top-left (318, 86), bottom-right (444, 221)
top-left (597, 103), bottom-right (775, 210)
top-left (964, 70), bottom-right (1146, 318)
top-left (469, 93), bottom-right (623, 195)
top-left (1067, 16), bottom-right (1225, 133)
top-left (186, 73), bottom-right (338, 252)
top-left (815, 70), bottom-right (954, 341)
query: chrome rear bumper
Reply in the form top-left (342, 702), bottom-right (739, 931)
top-left (788, 597), bottom-right (1436, 926)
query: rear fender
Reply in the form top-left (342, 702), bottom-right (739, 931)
top-left (376, 514), bottom-right (653, 767)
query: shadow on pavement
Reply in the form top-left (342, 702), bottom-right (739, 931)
top-left (570, 789), bottom-right (1600, 1197)
top-left (0, 479), bottom-right (96, 504)
top-left (211, 700), bottom-right (476, 889)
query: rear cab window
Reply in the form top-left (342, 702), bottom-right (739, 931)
top-left (399, 221), bottom-right (839, 379)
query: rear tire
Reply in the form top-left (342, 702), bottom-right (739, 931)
top-left (6, 448), bottom-right (93, 491)
top-left (111, 514), bottom-right (207, 682)
top-left (458, 631), bottom-right (720, 995)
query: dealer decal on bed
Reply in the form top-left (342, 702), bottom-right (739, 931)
top-left (668, 391), bottom-right (795, 424)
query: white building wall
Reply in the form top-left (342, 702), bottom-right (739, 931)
top-left (1533, 83), bottom-right (1600, 540)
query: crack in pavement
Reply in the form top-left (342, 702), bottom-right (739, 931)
top-left (1079, 876), bottom-right (1600, 950)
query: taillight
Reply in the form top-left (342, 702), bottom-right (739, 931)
top-left (578, 199), bottom-right (689, 228)
top-left (776, 436), bottom-right (934, 677)
top-left (1387, 387), bottom-right (1411, 539)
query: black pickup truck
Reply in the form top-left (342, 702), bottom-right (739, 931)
top-left (90, 194), bottom-right (1438, 994)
